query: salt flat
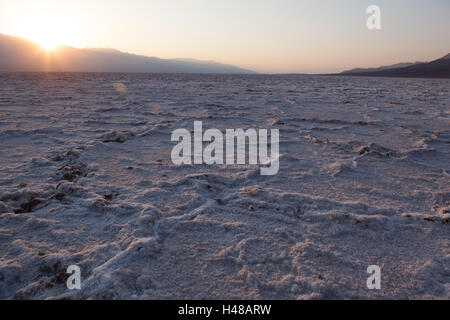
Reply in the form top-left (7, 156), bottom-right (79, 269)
top-left (0, 73), bottom-right (448, 299)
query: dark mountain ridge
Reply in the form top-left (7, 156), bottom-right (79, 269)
top-left (339, 54), bottom-right (450, 79)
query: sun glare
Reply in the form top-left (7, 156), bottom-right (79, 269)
top-left (10, 8), bottom-right (79, 51)
top-left (33, 35), bottom-right (61, 51)
top-left (27, 25), bottom-right (65, 51)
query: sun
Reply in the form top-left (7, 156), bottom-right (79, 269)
top-left (26, 25), bottom-right (65, 51)
top-left (5, 3), bottom-right (83, 52)
top-left (12, 11), bottom-right (72, 51)
top-left (17, 26), bottom-right (65, 51)
top-left (36, 36), bottom-right (62, 51)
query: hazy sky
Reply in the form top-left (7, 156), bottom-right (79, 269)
top-left (0, 0), bottom-right (449, 73)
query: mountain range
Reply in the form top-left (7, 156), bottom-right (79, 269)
top-left (1, 33), bottom-right (449, 78)
top-left (339, 54), bottom-right (450, 78)
top-left (0, 33), bottom-right (255, 74)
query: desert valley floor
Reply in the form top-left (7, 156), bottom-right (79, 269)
top-left (0, 73), bottom-right (448, 299)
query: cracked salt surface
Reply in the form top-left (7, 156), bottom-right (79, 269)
top-left (0, 73), bottom-right (448, 299)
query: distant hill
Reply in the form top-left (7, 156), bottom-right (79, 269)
top-left (339, 54), bottom-right (450, 79)
top-left (341, 62), bottom-right (424, 74)
top-left (0, 33), bottom-right (256, 74)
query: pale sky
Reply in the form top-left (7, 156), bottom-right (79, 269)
top-left (0, 0), bottom-right (449, 73)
